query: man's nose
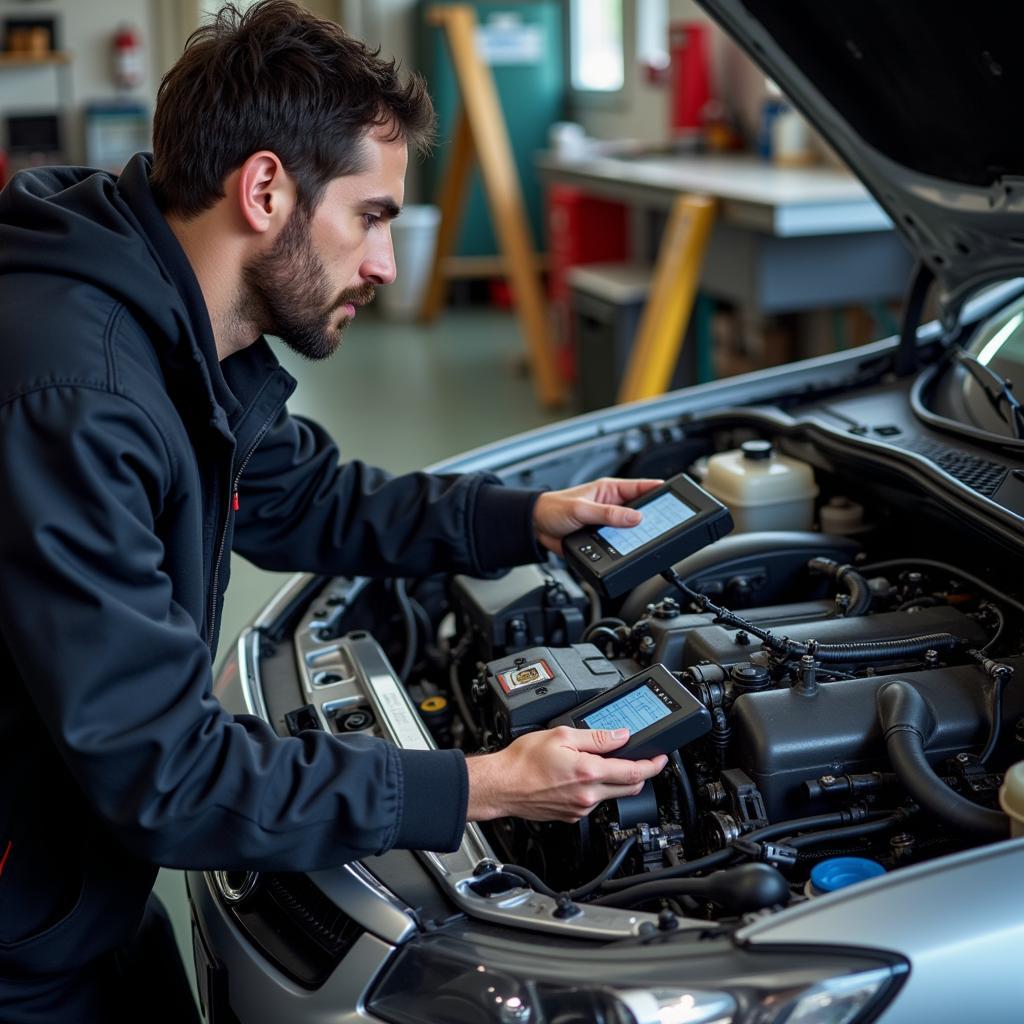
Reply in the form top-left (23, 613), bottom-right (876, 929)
top-left (362, 229), bottom-right (397, 285)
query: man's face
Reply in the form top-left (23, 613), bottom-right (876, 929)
top-left (241, 129), bottom-right (407, 360)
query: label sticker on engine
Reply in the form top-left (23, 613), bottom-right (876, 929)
top-left (497, 659), bottom-right (554, 694)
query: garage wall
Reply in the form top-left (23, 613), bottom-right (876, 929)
top-left (571, 0), bottom-right (766, 146)
top-left (0, 0), bottom-right (158, 134)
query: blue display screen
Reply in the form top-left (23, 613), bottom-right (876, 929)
top-left (597, 492), bottom-right (696, 556)
top-left (581, 685), bottom-right (672, 734)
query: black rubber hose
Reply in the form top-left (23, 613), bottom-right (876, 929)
top-left (808, 557), bottom-right (873, 617)
top-left (785, 811), bottom-right (911, 850)
top-left (877, 680), bottom-right (1008, 838)
top-left (593, 863), bottom-right (790, 913)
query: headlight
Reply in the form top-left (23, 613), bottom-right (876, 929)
top-left (367, 936), bottom-right (904, 1024)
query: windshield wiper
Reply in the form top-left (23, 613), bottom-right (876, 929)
top-left (955, 350), bottom-right (1024, 439)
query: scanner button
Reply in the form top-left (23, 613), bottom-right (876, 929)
top-left (588, 551), bottom-right (603, 562)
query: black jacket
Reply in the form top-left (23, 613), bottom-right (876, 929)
top-left (0, 155), bottom-right (541, 997)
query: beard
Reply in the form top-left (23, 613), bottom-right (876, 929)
top-left (239, 204), bottom-right (375, 361)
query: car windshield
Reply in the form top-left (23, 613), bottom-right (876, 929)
top-left (956, 293), bottom-right (1024, 438)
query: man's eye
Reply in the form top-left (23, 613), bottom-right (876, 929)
top-left (362, 213), bottom-right (381, 229)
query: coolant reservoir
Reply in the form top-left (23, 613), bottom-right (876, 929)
top-left (704, 440), bottom-right (819, 532)
top-left (999, 761), bottom-right (1024, 838)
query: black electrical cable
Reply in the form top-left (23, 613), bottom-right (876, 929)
top-left (661, 568), bottom-right (961, 665)
top-left (409, 595), bottom-right (434, 648)
top-left (393, 579), bottom-right (418, 682)
top-left (567, 836), bottom-right (638, 901)
top-left (979, 665), bottom-right (1012, 765)
top-left (582, 618), bottom-right (627, 640)
top-left (499, 864), bottom-right (559, 899)
top-left (980, 603), bottom-right (1007, 657)
top-left (670, 750), bottom-right (697, 830)
top-left (496, 837), bottom-right (640, 904)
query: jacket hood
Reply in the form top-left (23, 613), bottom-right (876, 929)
top-left (0, 153), bottom-right (236, 427)
top-left (702, 1), bottom-right (1024, 329)
top-left (0, 156), bottom-right (194, 349)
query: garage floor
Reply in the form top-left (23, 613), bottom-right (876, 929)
top-left (154, 306), bottom-right (565, 998)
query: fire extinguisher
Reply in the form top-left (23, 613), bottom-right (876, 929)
top-left (112, 25), bottom-right (143, 90)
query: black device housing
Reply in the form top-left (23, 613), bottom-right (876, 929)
top-left (549, 663), bottom-right (712, 760)
top-left (483, 643), bottom-right (621, 743)
top-left (563, 473), bottom-right (733, 598)
top-left (452, 565), bottom-right (588, 662)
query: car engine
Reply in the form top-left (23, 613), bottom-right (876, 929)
top-left (383, 438), bottom-right (1024, 920)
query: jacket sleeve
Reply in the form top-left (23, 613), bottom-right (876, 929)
top-left (0, 386), bottom-right (468, 870)
top-left (231, 408), bottom-right (544, 576)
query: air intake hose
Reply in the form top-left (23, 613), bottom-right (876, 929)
top-left (877, 680), bottom-right (1007, 838)
top-left (808, 557), bottom-right (873, 617)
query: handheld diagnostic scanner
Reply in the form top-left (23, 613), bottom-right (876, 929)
top-left (549, 663), bottom-right (711, 760)
top-left (562, 473), bottom-right (733, 598)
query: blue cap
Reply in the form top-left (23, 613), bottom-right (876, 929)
top-left (810, 857), bottom-right (885, 894)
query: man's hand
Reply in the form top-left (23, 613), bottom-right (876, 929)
top-left (465, 727), bottom-right (668, 823)
top-left (532, 477), bottom-right (663, 555)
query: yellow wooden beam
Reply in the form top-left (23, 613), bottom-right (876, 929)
top-left (420, 105), bottom-right (475, 322)
top-left (426, 4), bottom-right (564, 407)
top-left (618, 194), bottom-right (717, 404)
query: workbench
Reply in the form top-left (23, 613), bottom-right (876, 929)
top-left (536, 150), bottom-right (913, 400)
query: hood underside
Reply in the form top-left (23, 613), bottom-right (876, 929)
top-left (702, 0), bottom-right (1024, 327)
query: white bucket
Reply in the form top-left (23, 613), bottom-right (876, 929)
top-left (376, 204), bottom-right (441, 321)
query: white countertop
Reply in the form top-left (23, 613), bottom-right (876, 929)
top-left (536, 150), bottom-right (894, 237)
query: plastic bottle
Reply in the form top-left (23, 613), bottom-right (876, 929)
top-left (703, 440), bottom-right (819, 533)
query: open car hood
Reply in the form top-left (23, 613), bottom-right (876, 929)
top-left (702, 1), bottom-right (1024, 328)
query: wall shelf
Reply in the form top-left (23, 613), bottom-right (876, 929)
top-left (0, 51), bottom-right (71, 68)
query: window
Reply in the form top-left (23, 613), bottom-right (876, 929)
top-left (569, 0), bottom-right (624, 92)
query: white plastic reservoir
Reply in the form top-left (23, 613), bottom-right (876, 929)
top-left (704, 440), bottom-right (819, 532)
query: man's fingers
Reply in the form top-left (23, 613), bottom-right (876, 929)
top-left (573, 499), bottom-right (643, 529)
top-left (566, 727), bottom-right (630, 755)
top-left (611, 477), bottom-right (663, 502)
top-left (580, 752), bottom-right (666, 786)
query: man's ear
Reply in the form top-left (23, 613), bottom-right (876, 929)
top-left (236, 151), bottom-right (296, 234)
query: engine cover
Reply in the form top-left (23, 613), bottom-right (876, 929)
top-left (733, 657), bottom-right (1024, 819)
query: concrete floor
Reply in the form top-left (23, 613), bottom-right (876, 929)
top-left (155, 306), bottom-right (566, 1000)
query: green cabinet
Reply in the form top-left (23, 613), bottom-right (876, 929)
top-left (419, 1), bottom-right (565, 257)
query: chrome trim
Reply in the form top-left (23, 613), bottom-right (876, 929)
top-left (236, 628), bottom-right (269, 722)
top-left (252, 571), bottom-right (317, 632)
top-left (307, 861), bottom-right (419, 947)
top-left (212, 869), bottom-right (261, 905)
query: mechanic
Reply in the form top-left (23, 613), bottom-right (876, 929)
top-left (0, 2), bottom-right (668, 1021)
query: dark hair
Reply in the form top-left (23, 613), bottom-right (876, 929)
top-left (151, 0), bottom-right (434, 217)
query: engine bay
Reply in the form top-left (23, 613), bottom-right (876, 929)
top-left (270, 420), bottom-right (1024, 927)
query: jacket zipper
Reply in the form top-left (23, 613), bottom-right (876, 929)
top-left (207, 416), bottom-right (276, 647)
